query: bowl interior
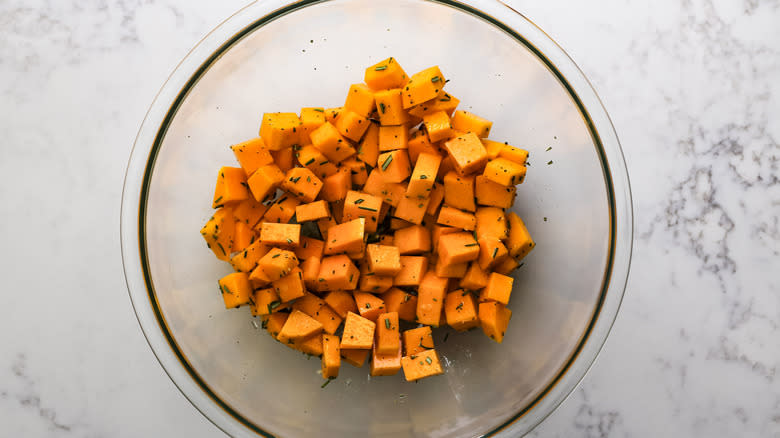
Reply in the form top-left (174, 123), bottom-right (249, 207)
top-left (141, 1), bottom-right (613, 436)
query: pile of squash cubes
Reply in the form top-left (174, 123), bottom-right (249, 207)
top-left (201, 57), bottom-right (534, 383)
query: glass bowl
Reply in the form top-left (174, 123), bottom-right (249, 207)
top-left (120, 0), bottom-right (632, 436)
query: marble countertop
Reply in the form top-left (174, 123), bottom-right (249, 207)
top-left (1, 1), bottom-right (778, 436)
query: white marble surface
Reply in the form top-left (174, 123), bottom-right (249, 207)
top-left (0, 0), bottom-right (778, 436)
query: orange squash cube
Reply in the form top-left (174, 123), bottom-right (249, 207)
top-left (378, 125), bottom-right (409, 151)
top-left (281, 167), bottom-right (323, 203)
top-left (480, 272), bottom-right (514, 305)
top-left (340, 158), bottom-right (369, 186)
top-left (259, 112), bottom-right (302, 150)
top-left (342, 191), bottom-right (382, 232)
top-left (353, 292), bottom-right (387, 322)
top-left (324, 218), bottom-right (365, 255)
top-left (437, 231), bottom-right (479, 265)
top-left (356, 122), bottom-right (381, 167)
top-left (296, 144), bottom-right (338, 179)
top-left (443, 171), bottom-right (476, 212)
top-left (394, 256), bottom-right (427, 287)
top-left (407, 89), bottom-right (460, 118)
top-left (271, 266), bottom-right (305, 302)
top-left (444, 290), bottom-right (479, 331)
top-left (292, 293), bottom-right (343, 335)
top-left (475, 207), bottom-right (509, 241)
top-left (375, 312), bottom-right (400, 355)
top-left (434, 257), bottom-right (468, 278)
top-left (416, 271), bottom-right (448, 326)
top-left (249, 287), bottom-right (282, 316)
top-left (498, 144), bottom-right (529, 164)
top-left (344, 83), bottom-right (376, 117)
top-left (295, 200), bottom-right (330, 223)
top-left (406, 152), bottom-right (441, 198)
top-left (276, 309), bottom-right (323, 343)
top-left (230, 239), bottom-right (271, 272)
top-left (258, 247), bottom-right (299, 280)
top-left (213, 166), bottom-right (250, 208)
top-left (364, 57), bottom-right (408, 91)
top-left (232, 198), bottom-right (268, 229)
top-left (407, 129), bottom-right (440, 164)
top-left (394, 225), bottom-right (431, 255)
top-left (381, 288), bottom-right (418, 322)
top-left (422, 111), bottom-right (453, 143)
top-left (324, 290), bottom-right (358, 320)
top-left (475, 175), bottom-right (516, 208)
top-left (201, 207), bottom-right (235, 261)
top-left (506, 212), bottom-right (535, 260)
top-left (450, 110), bottom-right (492, 138)
top-left (231, 138), bottom-right (273, 177)
top-left (443, 133), bottom-right (489, 175)
top-left (483, 157), bottom-right (527, 186)
top-left (394, 195), bottom-right (430, 225)
top-left (341, 348), bottom-right (370, 367)
top-left (335, 109), bottom-right (370, 142)
top-left (373, 88), bottom-right (411, 126)
top-left (340, 311), bottom-right (376, 349)
top-left (403, 326), bottom-right (434, 356)
top-left (401, 349), bottom-right (444, 381)
top-left (300, 107), bottom-right (326, 144)
top-left (426, 183), bottom-right (445, 216)
top-left (246, 164), bottom-right (284, 202)
top-left (309, 122), bottom-right (356, 164)
top-left (402, 66), bottom-right (445, 108)
top-left (317, 255), bottom-right (360, 291)
top-left (261, 195), bottom-right (300, 224)
top-left (259, 222), bottom-right (300, 247)
top-left (321, 334), bottom-right (341, 379)
top-left (477, 236), bottom-right (509, 271)
top-left (366, 244), bottom-right (402, 276)
top-left (460, 262), bottom-right (489, 290)
top-left (370, 341), bottom-right (402, 376)
top-left (218, 272), bottom-right (252, 309)
top-left (479, 301), bottom-right (512, 343)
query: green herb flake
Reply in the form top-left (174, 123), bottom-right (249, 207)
top-left (305, 158), bottom-right (315, 166)
top-left (547, 160), bottom-right (553, 165)
top-left (358, 205), bottom-right (377, 212)
top-left (313, 108), bottom-right (324, 112)
top-left (287, 238), bottom-right (293, 244)
top-left (217, 242), bottom-right (226, 255)
top-left (267, 300), bottom-right (281, 313)
top-left (546, 146), bottom-right (552, 151)
top-left (379, 102), bottom-right (386, 114)
top-left (381, 155), bottom-right (393, 171)
top-left (354, 198), bottom-right (364, 204)
top-left (272, 253), bottom-right (281, 258)
top-left (431, 76), bottom-right (441, 83)
top-left (375, 65), bottom-right (388, 71)
top-left (464, 243), bottom-right (478, 247)
top-left (365, 303), bottom-right (371, 309)
top-left (385, 319), bottom-right (391, 329)
top-left (214, 196), bottom-right (223, 204)
top-left (321, 377), bottom-right (335, 388)
top-left (419, 175), bottom-right (428, 179)
top-left (425, 356), bottom-right (433, 364)
top-left (456, 302), bottom-right (464, 311)
top-left (492, 248), bottom-right (498, 258)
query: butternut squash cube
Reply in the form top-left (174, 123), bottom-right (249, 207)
top-left (296, 144), bottom-right (338, 179)
top-left (423, 111), bottom-right (453, 143)
top-left (482, 157), bottom-right (527, 186)
top-left (259, 112), bottom-right (302, 151)
top-left (475, 207), bottom-right (509, 241)
top-left (475, 175), bottom-right (516, 208)
top-left (407, 90), bottom-right (460, 118)
top-left (324, 290), bottom-right (359, 320)
top-left (443, 171), bottom-right (476, 212)
top-left (394, 256), bottom-right (428, 287)
top-left (460, 262), bottom-right (489, 290)
top-left (374, 88), bottom-right (411, 126)
top-left (213, 166), bottom-right (250, 208)
top-left (218, 272), bottom-right (252, 309)
top-left (340, 311), bottom-right (376, 349)
top-left (370, 341), bottom-right (402, 376)
top-left (317, 255), bottom-right (360, 291)
top-left (262, 195), bottom-right (300, 224)
top-left (366, 244), bottom-right (402, 276)
top-left (403, 326), bottom-right (434, 356)
top-left (480, 272), bottom-right (514, 305)
top-left (320, 167), bottom-right (351, 202)
top-left (479, 301), bottom-right (512, 343)
top-left (444, 290), bottom-right (479, 331)
top-left (394, 195), bottom-right (430, 225)
top-left (300, 107), bottom-right (326, 144)
top-left (341, 348), bottom-right (370, 367)
top-left (200, 207), bottom-right (235, 261)
top-left (506, 212), bottom-right (535, 260)
top-left (249, 287), bottom-right (282, 316)
top-left (295, 200), bottom-right (330, 223)
top-left (292, 293), bottom-right (343, 335)
top-left (232, 198), bottom-right (268, 229)
top-left (259, 222), bottom-right (300, 247)
top-left (377, 149), bottom-right (411, 183)
top-left (342, 191), bottom-right (382, 233)
top-left (375, 312), bottom-right (400, 355)
top-left (443, 133), bottom-right (489, 175)
top-left (356, 122), bottom-right (381, 167)
top-left (246, 164), bottom-right (284, 202)
top-left (402, 66), bottom-right (446, 108)
top-left (364, 57), bottom-right (408, 91)
top-left (381, 288), bottom-right (418, 322)
top-left (335, 109), bottom-right (370, 142)
top-left (271, 266), bottom-right (305, 302)
top-left (401, 349), bottom-right (444, 381)
top-left (276, 309), bottom-right (323, 343)
top-left (231, 138), bottom-right (273, 177)
top-left (450, 110), bottom-right (492, 138)
top-left (406, 152), bottom-right (441, 198)
top-left (378, 125), bottom-right (409, 151)
top-left (258, 247), bottom-right (299, 280)
top-left (281, 167), bottom-right (323, 203)
top-left (324, 218), bottom-right (365, 255)
top-left (344, 83), bottom-right (376, 117)
top-left (416, 271), bottom-right (448, 326)
top-left (321, 334), bottom-right (341, 379)
top-left (394, 225), bottom-right (431, 255)
top-left (309, 122), bottom-right (356, 164)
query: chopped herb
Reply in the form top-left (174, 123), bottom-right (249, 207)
top-left (358, 205), bottom-right (377, 212)
top-left (321, 377), bottom-right (335, 388)
top-left (379, 102), bottom-right (386, 113)
top-left (464, 243), bottom-right (478, 247)
top-left (385, 319), bottom-right (391, 329)
top-left (419, 174), bottom-right (428, 180)
top-left (546, 146), bottom-right (552, 151)
top-left (456, 302), bottom-right (464, 311)
top-left (287, 238), bottom-right (293, 244)
top-left (272, 253), bottom-right (281, 258)
top-left (313, 108), bottom-right (324, 112)
top-left (381, 155), bottom-right (393, 171)
top-left (374, 65), bottom-right (388, 71)
top-left (492, 248), bottom-right (498, 258)
top-left (214, 196), bottom-right (223, 204)
top-left (349, 274), bottom-right (353, 283)
top-left (267, 300), bottom-right (281, 313)
top-left (365, 303), bottom-right (371, 309)
top-left (217, 242), bottom-right (226, 255)
top-left (547, 160), bottom-right (553, 165)
top-left (293, 176), bottom-right (302, 183)
top-left (543, 217), bottom-right (548, 222)
top-left (431, 76), bottom-right (441, 83)
top-left (354, 198), bottom-right (365, 204)
top-left (305, 158), bottom-right (315, 166)
top-left (439, 94), bottom-right (451, 102)
top-left (220, 284), bottom-right (232, 294)
top-left (425, 356), bottom-right (433, 364)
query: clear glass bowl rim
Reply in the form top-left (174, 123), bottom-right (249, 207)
top-left (120, 1), bottom-right (634, 436)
